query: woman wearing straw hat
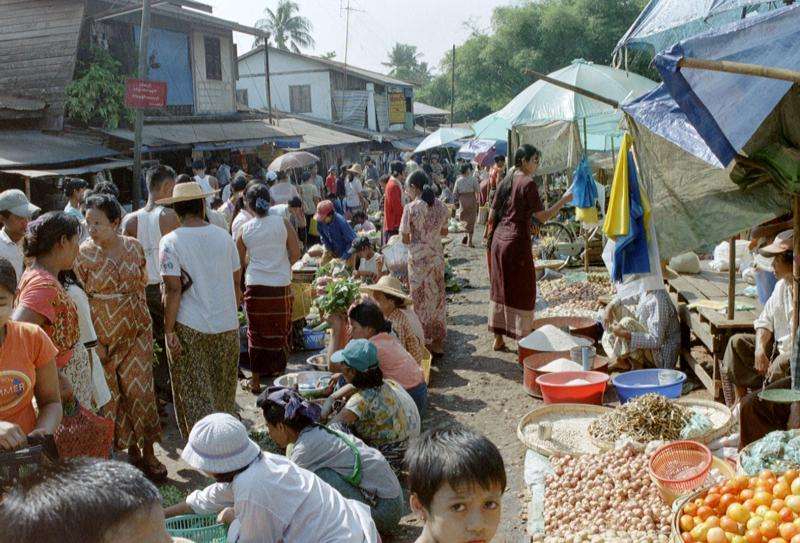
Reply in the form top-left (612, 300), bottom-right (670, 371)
top-left (362, 275), bottom-right (426, 366)
top-left (156, 181), bottom-right (242, 438)
top-left (165, 413), bottom-right (380, 542)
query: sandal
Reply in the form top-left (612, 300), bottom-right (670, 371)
top-left (239, 377), bottom-right (262, 395)
top-left (139, 455), bottom-right (168, 483)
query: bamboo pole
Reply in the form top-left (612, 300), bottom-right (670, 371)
top-left (793, 195), bottom-right (800, 335)
top-left (582, 117), bottom-right (590, 273)
top-left (523, 69), bottom-right (620, 109)
top-left (679, 57), bottom-right (800, 84)
top-left (727, 237), bottom-right (736, 320)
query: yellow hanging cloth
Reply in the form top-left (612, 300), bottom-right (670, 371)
top-left (575, 207), bottom-right (599, 224)
top-left (603, 133), bottom-right (633, 238)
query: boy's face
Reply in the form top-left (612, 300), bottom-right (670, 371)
top-left (103, 504), bottom-right (173, 543)
top-left (412, 482), bottom-right (503, 543)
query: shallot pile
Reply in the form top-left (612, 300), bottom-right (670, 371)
top-left (539, 445), bottom-right (671, 542)
top-left (538, 274), bottom-right (613, 312)
top-left (589, 393), bottom-right (690, 444)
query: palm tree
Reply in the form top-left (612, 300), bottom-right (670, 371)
top-left (383, 43), bottom-right (431, 85)
top-left (255, 0), bottom-right (315, 53)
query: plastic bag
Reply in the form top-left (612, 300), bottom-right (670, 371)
top-left (669, 252), bottom-right (701, 274)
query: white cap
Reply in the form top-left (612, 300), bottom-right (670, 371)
top-left (0, 189), bottom-right (39, 219)
top-left (180, 413), bottom-right (261, 474)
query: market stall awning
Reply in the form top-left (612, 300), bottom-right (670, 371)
top-left (2, 159), bottom-right (134, 179)
top-left (653, 3), bottom-right (800, 167)
top-left (456, 139), bottom-right (508, 160)
top-left (389, 137), bottom-right (425, 152)
top-left (275, 117), bottom-right (369, 150)
top-left (103, 120), bottom-right (300, 152)
top-left (0, 131), bottom-right (118, 168)
top-left (614, 0), bottom-right (773, 56)
top-left (412, 127), bottom-right (474, 154)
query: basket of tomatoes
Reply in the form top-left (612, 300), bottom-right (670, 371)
top-left (673, 469), bottom-right (800, 543)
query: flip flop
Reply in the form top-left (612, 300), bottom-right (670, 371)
top-left (139, 455), bottom-right (168, 483)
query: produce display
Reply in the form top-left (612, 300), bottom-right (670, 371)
top-left (740, 431), bottom-right (800, 476)
top-left (522, 413), bottom-right (604, 455)
top-left (313, 278), bottom-right (361, 316)
top-left (537, 273), bottom-right (614, 315)
top-left (537, 445), bottom-right (672, 542)
top-left (677, 469), bottom-right (800, 543)
top-left (589, 394), bottom-right (690, 444)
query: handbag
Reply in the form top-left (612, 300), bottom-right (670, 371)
top-left (54, 400), bottom-right (115, 459)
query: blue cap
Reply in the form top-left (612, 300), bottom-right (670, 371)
top-left (331, 339), bottom-right (379, 372)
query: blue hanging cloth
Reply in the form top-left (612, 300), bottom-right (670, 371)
top-left (611, 151), bottom-right (651, 282)
top-left (572, 156), bottom-right (599, 223)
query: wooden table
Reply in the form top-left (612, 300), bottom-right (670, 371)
top-left (665, 262), bottom-right (762, 398)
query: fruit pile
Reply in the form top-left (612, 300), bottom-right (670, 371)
top-left (678, 470), bottom-right (800, 543)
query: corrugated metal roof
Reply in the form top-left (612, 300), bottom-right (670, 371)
top-left (2, 159), bottom-right (134, 179)
top-left (0, 131), bottom-right (118, 168)
top-left (275, 117), bottom-right (368, 150)
top-left (104, 120), bottom-right (292, 148)
top-left (414, 102), bottom-right (450, 117)
top-left (239, 46), bottom-right (413, 88)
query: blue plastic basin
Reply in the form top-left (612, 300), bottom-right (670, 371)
top-left (611, 369), bottom-right (686, 404)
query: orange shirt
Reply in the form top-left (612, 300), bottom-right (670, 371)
top-left (0, 321), bottom-right (58, 434)
top-left (370, 332), bottom-right (424, 390)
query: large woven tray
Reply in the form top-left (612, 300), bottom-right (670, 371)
top-left (591, 398), bottom-right (733, 451)
top-left (517, 403), bottom-right (613, 457)
top-left (737, 429), bottom-right (800, 475)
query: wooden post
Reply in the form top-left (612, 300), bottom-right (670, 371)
top-left (450, 44), bottom-right (455, 128)
top-left (793, 195), bottom-right (800, 335)
top-left (727, 237), bottom-right (736, 320)
top-left (131, 0), bottom-right (151, 211)
top-left (524, 68), bottom-right (620, 108)
top-left (678, 57), bottom-right (800, 84)
top-left (23, 177), bottom-right (31, 199)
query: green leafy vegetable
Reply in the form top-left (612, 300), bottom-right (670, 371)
top-left (314, 278), bottom-right (361, 316)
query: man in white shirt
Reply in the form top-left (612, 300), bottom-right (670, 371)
top-left (269, 171), bottom-right (300, 205)
top-left (723, 230), bottom-right (795, 402)
top-left (192, 159), bottom-right (219, 206)
top-left (0, 189), bottom-right (39, 283)
top-left (344, 164), bottom-right (366, 214)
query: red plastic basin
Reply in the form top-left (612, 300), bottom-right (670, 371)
top-left (535, 371), bottom-right (610, 405)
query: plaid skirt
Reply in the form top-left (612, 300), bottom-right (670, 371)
top-left (243, 284), bottom-right (293, 377)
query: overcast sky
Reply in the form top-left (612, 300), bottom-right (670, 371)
top-left (204, 0), bottom-right (515, 74)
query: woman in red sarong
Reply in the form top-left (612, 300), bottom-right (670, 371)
top-left (487, 144), bottom-right (573, 352)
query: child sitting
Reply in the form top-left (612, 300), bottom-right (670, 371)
top-left (405, 425), bottom-right (507, 543)
top-left (165, 413), bottom-right (379, 542)
top-left (351, 210), bottom-right (376, 233)
top-left (352, 236), bottom-right (385, 283)
top-left (257, 386), bottom-right (405, 534)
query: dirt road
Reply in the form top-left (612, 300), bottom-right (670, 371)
top-left (157, 233), bottom-right (532, 542)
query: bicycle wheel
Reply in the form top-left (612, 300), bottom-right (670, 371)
top-left (538, 222), bottom-right (575, 243)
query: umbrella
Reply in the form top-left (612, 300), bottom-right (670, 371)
top-left (268, 151), bottom-right (319, 172)
top-left (493, 59), bottom-right (657, 152)
top-left (614, 0), bottom-right (774, 57)
top-left (651, 3), bottom-right (800, 167)
top-left (412, 127), bottom-right (474, 155)
top-left (471, 112), bottom-right (510, 141)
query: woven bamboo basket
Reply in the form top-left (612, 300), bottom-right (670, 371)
top-left (591, 398), bottom-right (733, 452)
top-left (517, 403), bottom-right (613, 457)
top-left (737, 429), bottom-right (800, 475)
top-left (670, 488), bottom-right (707, 543)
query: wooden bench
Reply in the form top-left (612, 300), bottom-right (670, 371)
top-left (665, 262), bottom-right (762, 398)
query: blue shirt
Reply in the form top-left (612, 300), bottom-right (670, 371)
top-left (318, 213), bottom-right (356, 259)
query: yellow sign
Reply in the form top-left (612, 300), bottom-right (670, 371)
top-left (389, 93), bottom-right (406, 124)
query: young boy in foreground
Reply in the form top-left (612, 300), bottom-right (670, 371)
top-left (405, 425), bottom-right (507, 543)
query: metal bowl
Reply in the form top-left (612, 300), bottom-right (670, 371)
top-left (273, 371), bottom-right (332, 398)
top-left (306, 354), bottom-right (329, 372)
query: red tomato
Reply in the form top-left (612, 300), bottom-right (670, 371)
top-left (721, 515), bottom-right (743, 535)
top-left (781, 522), bottom-right (800, 540)
top-left (706, 493), bottom-right (722, 507)
top-left (698, 506), bottom-right (715, 520)
top-left (762, 519), bottom-right (780, 539)
top-left (780, 507), bottom-right (795, 523)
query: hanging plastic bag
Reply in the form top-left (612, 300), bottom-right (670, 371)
top-left (571, 156), bottom-right (599, 224)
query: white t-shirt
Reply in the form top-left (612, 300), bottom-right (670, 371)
top-left (130, 206), bottom-right (164, 285)
top-left (345, 178), bottom-right (363, 208)
top-left (194, 175), bottom-right (216, 205)
top-left (231, 209), bottom-right (255, 240)
top-left (299, 182), bottom-right (320, 215)
top-left (754, 278), bottom-right (794, 356)
top-left (269, 181), bottom-right (300, 205)
top-left (241, 215), bottom-right (291, 287)
top-left (186, 453), bottom-right (378, 543)
top-left (0, 228), bottom-right (23, 285)
top-left (159, 225), bottom-right (240, 334)
top-left (206, 207), bottom-right (228, 231)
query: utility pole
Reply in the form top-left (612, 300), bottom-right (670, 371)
top-left (450, 44), bottom-right (455, 127)
top-left (340, 0), bottom-right (364, 119)
top-left (132, 0), bottom-right (151, 210)
top-left (264, 37), bottom-right (273, 124)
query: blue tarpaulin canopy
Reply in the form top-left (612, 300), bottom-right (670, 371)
top-left (614, 0), bottom-right (773, 56)
top-left (652, 3), bottom-right (800, 167)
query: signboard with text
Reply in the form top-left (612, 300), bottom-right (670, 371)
top-left (388, 92), bottom-right (406, 124)
top-left (124, 78), bottom-right (167, 109)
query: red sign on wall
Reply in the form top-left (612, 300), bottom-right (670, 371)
top-left (124, 78), bottom-right (167, 108)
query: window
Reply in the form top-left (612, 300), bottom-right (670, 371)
top-left (236, 89), bottom-right (249, 106)
top-left (289, 85), bottom-right (312, 113)
top-left (204, 36), bottom-right (222, 80)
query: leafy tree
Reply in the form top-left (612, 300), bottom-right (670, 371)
top-left (65, 47), bottom-right (133, 129)
top-left (383, 43), bottom-right (432, 86)
top-left (255, 0), bottom-right (315, 53)
top-left (417, 0), bottom-right (653, 122)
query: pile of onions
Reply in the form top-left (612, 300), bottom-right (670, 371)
top-left (537, 445), bottom-right (672, 542)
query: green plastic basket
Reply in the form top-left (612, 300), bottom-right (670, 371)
top-left (165, 514), bottom-right (227, 543)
